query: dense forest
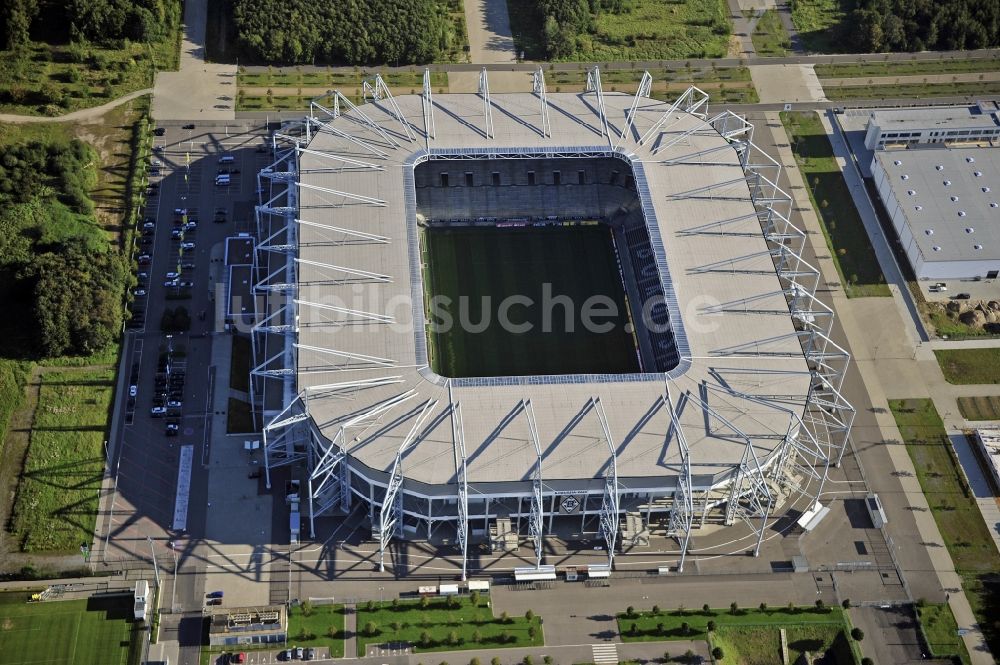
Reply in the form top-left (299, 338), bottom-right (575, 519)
top-left (231, 0), bottom-right (457, 64)
top-left (0, 0), bottom-right (180, 50)
top-left (805, 0), bottom-right (1000, 52)
top-left (0, 139), bottom-right (126, 357)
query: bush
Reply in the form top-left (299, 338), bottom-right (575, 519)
top-left (523, 657), bottom-right (533, 665)
top-left (470, 659), bottom-right (481, 665)
top-left (861, 659), bottom-right (874, 665)
top-left (730, 602), bottom-right (739, 615)
top-left (626, 605), bottom-right (636, 617)
top-left (528, 625), bottom-right (537, 640)
top-left (448, 630), bottom-right (461, 646)
top-left (492, 659), bottom-right (501, 665)
top-left (366, 600), bottom-right (375, 611)
top-left (702, 603), bottom-right (711, 614)
top-left (525, 609), bottom-right (534, 621)
top-left (712, 646), bottom-right (724, 660)
top-left (629, 622), bottom-right (638, 636)
top-left (500, 611), bottom-right (510, 623)
top-left (815, 598), bottom-right (825, 611)
top-left (707, 620), bottom-right (716, 632)
top-left (500, 631), bottom-right (512, 644)
top-left (657, 622), bottom-right (664, 634)
top-left (392, 598), bottom-right (400, 611)
top-left (420, 596), bottom-right (430, 609)
top-left (470, 590), bottom-right (480, 605)
top-left (364, 621), bottom-right (378, 636)
top-left (851, 627), bottom-right (865, 641)
top-left (680, 621), bottom-right (690, 635)
top-left (842, 598), bottom-right (851, 609)
top-left (651, 604), bottom-right (660, 615)
top-left (544, 657), bottom-right (553, 664)
top-left (420, 631), bottom-right (431, 647)
top-left (472, 629), bottom-right (482, 643)
top-left (759, 602), bottom-right (767, 613)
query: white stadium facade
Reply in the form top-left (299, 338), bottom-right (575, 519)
top-left (246, 68), bottom-right (854, 579)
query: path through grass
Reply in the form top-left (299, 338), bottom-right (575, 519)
top-left (780, 111), bottom-right (889, 297)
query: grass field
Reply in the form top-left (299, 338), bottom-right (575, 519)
top-left (423, 225), bottom-right (639, 378)
top-left (815, 58), bottom-right (1000, 78)
top-left (711, 623), bottom-right (856, 665)
top-left (934, 348), bottom-right (1000, 384)
top-left (355, 597), bottom-right (542, 656)
top-left (285, 603), bottom-right (346, 657)
top-left (916, 602), bottom-right (971, 664)
top-left (824, 81), bottom-right (1000, 101)
top-left (508, 0), bottom-right (731, 61)
top-left (10, 366), bottom-right (114, 552)
top-left (889, 398), bottom-right (1000, 655)
top-left (0, 592), bottom-right (136, 665)
top-left (237, 69), bottom-right (448, 89)
top-left (751, 10), bottom-right (791, 57)
top-left (780, 112), bottom-right (889, 297)
top-left (957, 396), bottom-right (1000, 421)
top-left (791, 0), bottom-right (851, 53)
top-left (617, 605), bottom-right (848, 643)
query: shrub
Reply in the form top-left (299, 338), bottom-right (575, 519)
top-left (420, 630), bottom-right (431, 647)
top-left (759, 601), bottom-right (767, 613)
top-left (448, 630), bottom-right (461, 646)
top-left (544, 657), bottom-right (553, 664)
top-left (702, 603), bottom-right (710, 614)
top-left (523, 657), bottom-right (533, 665)
top-left (363, 621), bottom-right (378, 636)
top-left (629, 622), bottom-right (638, 636)
top-left (861, 659), bottom-right (874, 665)
top-left (392, 598), bottom-right (400, 611)
top-left (525, 609), bottom-right (534, 621)
top-left (842, 598), bottom-right (851, 609)
top-left (626, 605), bottom-right (636, 617)
top-left (470, 659), bottom-right (481, 665)
top-left (470, 590), bottom-right (480, 605)
top-left (651, 604), bottom-right (660, 615)
top-left (500, 611), bottom-right (510, 623)
top-left (528, 625), bottom-right (537, 640)
top-left (851, 627), bottom-right (865, 641)
top-left (707, 620), bottom-right (716, 632)
top-left (301, 599), bottom-right (313, 616)
top-left (730, 601), bottom-right (739, 615)
top-left (500, 630), bottom-right (513, 644)
top-left (815, 598), bottom-right (825, 611)
top-left (657, 622), bottom-right (664, 634)
top-left (680, 621), bottom-right (690, 635)
top-left (492, 659), bottom-right (501, 665)
top-left (420, 596), bottom-right (430, 609)
top-left (712, 646), bottom-right (724, 660)
top-left (365, 600), bottom-right (375, 611)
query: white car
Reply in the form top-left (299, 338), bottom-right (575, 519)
top-left (166, 272), bottom-right (180, 279)
top-left (134, 289), bottom-right (147, 297)
top-left (181, 242), bottom-right (195, 250)
top-left (150, 406), bottom-right (167, 416)
top-left (167, 400), bottom-right (182, 408)
top-left (164, 279), bottom-right (179, 287)
top-left (129, 385), bottom-right (137, 397)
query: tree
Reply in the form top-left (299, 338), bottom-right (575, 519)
top-left (528, 625), bottom-right (537, 640)
top-left (501, 611), bottom-right (510, 624)
top-left (712, 646), bottom-right (724, 660)
top-left (842, 598), bottom-right (851, 609)
top-left (656, 622), bottom-right (665, 634)
top-left (500, 630), bottom-right (512, 644)
top-left (447, 630), bottom-right (460, 646)
top-left (626, 606), bottom-right (636, 617)
top-left (525, 609), bottom-right (534, 621)
top-left (420, 630), bottom-right (431, 647)
top-left (472, 629), bottom-right (482, 643)
top-left (815, 598), bottom-right (825, 611)
top-left (470, 659), bottom-right (481, 665)
top-left (544, 657), bottom-right (553, 664)
top-left (680, 621), bottom-right (690, 636)
top-left (492, 658), bottom-right (502, 665)
top-left (730, 601), bottom-right (739, 616)
top-left (301, 599), bottom-right (313, 616)
top-left (366, 600), bottom-right (375, 611)
top-left (420, 596), bottom-right (430, 610)
top-left (327, 624), bottom-right (339, 638)
top-left (759, 601), bottom-right (768, 613)
top-left (861, 658), bottom-right (874, 665)
top-left (470, 590), bottom-right (480, 606)
top-left (684, 650), bottom-right (695, 662)
top-left (392, 598), bottom-right (400, 611)
top-left (364, 621), bottom-right (378, 636)
top-left (662, 651), bottom-right (670, 663)
top-left (523, 657), bottom-right (533, 665)
top-left (391, 621), bottom-right (401, 633)
top-left (651, 604), bottom-right (660, 615)
top-left (676, 604), bottom-right (685, 616)
top-left (629, 622), bottom-right (638, 636)
top-left (851, 627), bottom-right (865, 641)
top-left (707, 620), bottom-right (716, 632)
top-left (702, 603), bottom-right (711, 615)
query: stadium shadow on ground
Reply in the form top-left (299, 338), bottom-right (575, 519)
top-left (415, 156), bottom-right (681, 379)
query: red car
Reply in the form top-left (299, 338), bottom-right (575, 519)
top-left (229, 653), bottom-right (246, 664)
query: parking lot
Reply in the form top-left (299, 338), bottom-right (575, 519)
top-left (101, 120), bottom-right (277, 616)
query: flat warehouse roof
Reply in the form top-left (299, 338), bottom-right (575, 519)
top-left (292, 91), bottom-right (812, 486)
top-left (874, 146), bottom-right (1000, 263)
top-left (870, 105), bottom-right (1000, 131)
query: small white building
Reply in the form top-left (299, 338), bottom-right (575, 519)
top-left (134, 580), bottom-right (150, 621)
top-left (974, 429), bottom-right (1000, 493)
top-left (864, 102), bottom-right (1000, 150)
top-left (870, 146), bottom-right (1000, 280)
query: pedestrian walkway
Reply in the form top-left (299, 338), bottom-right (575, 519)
top-left (750, 64), bottom-right (827, 102)
top-left (344, 605), bottom-right (357, 659)
top-left (0, 88), bottom-right (152, 124)
top-left (464, 0), bottom-right (517, 64)
top-left (591, 643), bottom-right (619, 664)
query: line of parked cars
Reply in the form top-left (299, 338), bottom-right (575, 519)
top-left (150, 350), bottom-right (185, 435)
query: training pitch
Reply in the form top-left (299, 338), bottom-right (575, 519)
top-left (423, 224), bottom-right (639, 378)
top-left (0, 592), bottom-right (135, 665)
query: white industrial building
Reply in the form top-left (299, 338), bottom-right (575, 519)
top-left (864, 102), bottom-right (1000, 150)
top-left (870, 146), bottom-right (1000, 280)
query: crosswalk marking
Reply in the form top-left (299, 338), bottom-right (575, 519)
top-left (592, 643), bottom-right (619, 665)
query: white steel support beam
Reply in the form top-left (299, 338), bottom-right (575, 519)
top-left (362, 74), bottom-right (417, 141)
top-left (478, 68), bottom-right (494, 139)
top-left (616, 71), bottom-right (652, 149)
top-left (422, 69), bottom-right (436, 145)
top-left (296, 218), bottom-right (389, 244)
top-left (665, 388), bottom-right (694, 572)
top-left (531, 67), bottom-right (551, 138)
top-left (379, 399), bottom-right (439, 572)
top-left (328, 90), bottom-right (400, 148)
top-left (637, 85), bottom-right (710, 147)
top-left (294, 257), bottom-right (391, 283)
top-left (295, 147), bottom-right (385, 171)
top-left (294, 299), bottom-right (395, 324)
top-left (525, 400), bottom-right (545, 569)
top-left (307, 116), bottom-right (390, 158)
top-left (594, 398), bottom-right (620, 569)
top-left (585, 66), bottom-right (611, 145)
top-left (296, 181), bottom-right (387, 207)
top-left (449, 381), bottom-right (470, 580)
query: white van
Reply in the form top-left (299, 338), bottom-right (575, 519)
top-left (218, 154), bottom-right (235, 164)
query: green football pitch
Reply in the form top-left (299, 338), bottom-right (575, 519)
top-left (423, 224), bottom-right (640, 378)
top-left (0, 592), bottom-right (135, 665)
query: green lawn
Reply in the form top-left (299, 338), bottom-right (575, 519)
top-left (10, 367), bottom-right (115, 552)
top-left (226, 398), bottom-right (258, 434)
top-left (934, 349), bottom-right (1000, 384)
top-left (238, 69), bottom-right (448, 89)
top-left (0, 592), bottom-right (137, 665)
top-left (816, 58), bottom-right (1000, 78)
top-left (751, 10), bottom-right (791, 57)
top-left (791, 0), bottom-right (851, 53)
top-left (423, 224), bottom-right (638, 378)
top-left (618, 604), bottom-right (847, 642)
top-left (780, 112), bottom-right (889, 297)
top-left (229, 335), bottom-right (251, 392)
top-left (711, 623), bottom-right (857, 665)
top-left (889, 399), bottom-right (1000, 656)
top-left (355, 597), bottom-right (542, 656)
top-left (286, 603), bottom-right (346, 657)
top-left (916, 602), bottom-right (971, 664)
top-left (824, 81), bottom-right (1000, 101)
top-left (508, 0), bottom-right (731, 61)
top-left (957, 396), bottom-right (1000, 421)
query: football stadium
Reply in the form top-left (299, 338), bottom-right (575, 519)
top-left (248, 69), bottom-right (854, 578)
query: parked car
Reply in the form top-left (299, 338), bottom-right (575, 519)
top-left (153, 127), bottom-right (166, 136)
top-left (138, 255), bottom-right (152, 264)
top-left (181, 262), bottom-right (196, 270)
top-left (293, 647), bottom-right (303, 660)
top-left (207, 591), bottom-right (224, 598)
top-left (166, 272), bottom-right (180, 279)
top-left (181, 242), bottom-right (196, 250)
top-left (183, 221), bottom-right (197, 230)
top-left (150, 406), bottom-right (167, 417)
top-left (171, 229), bottom-right (183, 238)
top-left (179, 280), bottom-right (194, 288)
top-left (143, 221), bottom-right (155, 229)
top-left (182, 124), bottom-right (196, 129)
top-left (134, 289), bottom-right (147, 297)
top-left (167, 400), bottom-right (183, 408)
top-left (954, 292), bottom-right (972, 300)
top-left (164, 279), bottom-right (179, 288)
top-left (138, 272), bottom-right (149, 280)
top-left (129, 385), bottom-right (137, 397)
top-left (165, 423), bottom-right (179, 436)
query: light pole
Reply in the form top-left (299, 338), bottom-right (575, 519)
top-left (146, 537), bottom-right (161, 590)
top-left (169, 541), bottom-right (179, 613)
top-left (379, 586), bottom-right (384, 607)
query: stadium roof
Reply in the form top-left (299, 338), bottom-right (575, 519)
top-left (292, 91), bottom-right (812, 486)
top-left (874, 146), bottom-right (1000, 263)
